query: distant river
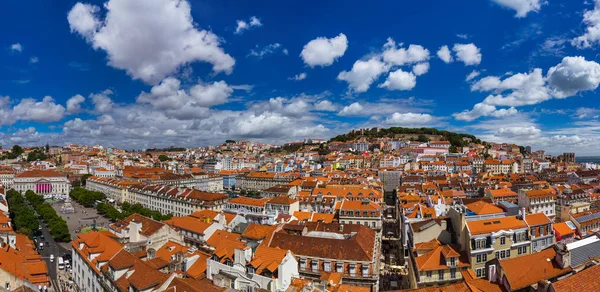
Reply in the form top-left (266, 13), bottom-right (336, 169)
top-left (576, 157), bottom-right (600, 164)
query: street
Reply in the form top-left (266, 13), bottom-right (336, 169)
top-left (50, 199), bottom-right (112, 238)
top-left (36, 214), bottom-right (70, 291)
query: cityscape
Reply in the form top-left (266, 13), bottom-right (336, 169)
top-left (2, 0), bottom-right (600, 292)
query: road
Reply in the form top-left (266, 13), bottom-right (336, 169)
top-left (31, 206), bottom-right (71, 291)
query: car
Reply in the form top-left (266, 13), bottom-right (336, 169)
top-left (58, 257), bottom-right (64, 270)
top-left (38, 242), bottom-right (44, 250)
top-left (50, 254), bottom-right (54, 262)
top-left (38, 226), bottom-right (42, 230)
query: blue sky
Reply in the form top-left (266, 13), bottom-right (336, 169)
top-left (2, 0), bottom-right (600, 154)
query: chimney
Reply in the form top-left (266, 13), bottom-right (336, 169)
top-left (521, 207), bottom-right (526, 220)
top-left (555, 244), bottom-right (571, 269)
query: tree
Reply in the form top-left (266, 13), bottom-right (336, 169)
top-left (417, 135), bottom-right (429, 143)
top-left (158, 154), bottom-right (171, 162)
top-left (225, 140), bottom-right (235, 144)
top-left (45, 143), bottom-right (50, 153)
top-left (7, 145), bottom-right (24, 159)
top-left (449, 145), bottom-right (458, 153)
top-left (80, 174), bottom-right (92, 186)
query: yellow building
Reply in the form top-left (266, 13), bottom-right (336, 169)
top-left (465, 216), bottom-right (531, 278)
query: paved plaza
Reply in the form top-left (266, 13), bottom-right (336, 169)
top-left (50, 199), bottom-right (112, 251)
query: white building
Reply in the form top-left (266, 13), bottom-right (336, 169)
top-left (13, 169), bottom-right (70, 195)
top-left (518, 189), bottom-right (557, 219)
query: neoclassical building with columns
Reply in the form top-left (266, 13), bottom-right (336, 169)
top-left (13, 169), bottom-right (71, 195)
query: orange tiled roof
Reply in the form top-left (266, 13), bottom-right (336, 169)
top-left (524, 213), bottom-right (551, 226)
top-left (466, 216), bottom-right (527, 235)
top-left (550, 264), bottom-right (600, 292)
top-left (465, 200), bottom-right (504, 215)
top-left (553, 222), bottom-right (575, 237)
top-left (499, 247), bottom-right (571, 290)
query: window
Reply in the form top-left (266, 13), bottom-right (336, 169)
top-left (500, 236), bottom-right (506, 245)
top-left (438, 270), bottom-right (444, 280)
top-left (336, 263), bottom-right (343, 273)
top-left (450, 268), bottom-right (456, 279)
top-left (426, 271), bottom-right (432, 278)
top-left (324, 262), bottom-right (331, 272)
top-left (476, 254), bottom-right (481, 263)
top-left (449, 257), bottom-right (456, 267)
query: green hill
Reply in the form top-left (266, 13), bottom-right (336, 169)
top-left (329, 127), bottom-right (483, 148)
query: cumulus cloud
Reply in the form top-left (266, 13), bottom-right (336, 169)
top-left (338, 102), bottom-right (365, 116)
top-left (572, 0), bottom-right (600, 48)
top-left (378, 69), bottom-right (417, 91)
top-left (300, 33), bottom-right (348, 67)
top-left (490, 0), bottom-right (543, 18)
top-left (67, 0), bottom-right (235, 84)
top-left (314, 100), bottom-right (337, 111)
top-left (337, 58), bottom-right (390, 93)
top-left (137, 77), bottom-right (235, 119)
top-left (412, 63), bottom-right (430, 76)
top-left (12, 96), bottom-right (66, 123)
top-left (437, 45), bottom-right (453, 63)
top-left (453, 103), bottom-right (518, 121)
top-left (475, 69), bottom-right (550, 106)
top-left (453, 43), bottom-right (482, 66)
top-left (337, 98), bottom-right (430, 117)
top-left (235, 16), bottom-right (262, 34)
top-left (384, 112), bottom-right (435, 126)
top-left (248, 43), bottom-right (288, 58)
top-left (546, 56), bottom-right (600, 98)
top-left (91, 90), bottom-right (115, 114)
top-left (288, 72), bottom-right (307, 81)
top-left (381, 38), bottom-right (430, 66)
top-left (66, 94), bottom-right (86, 114)
top-left (495, 125), bottom-right (541, 138)
top-left (10, 43), bottom-right (23, 52)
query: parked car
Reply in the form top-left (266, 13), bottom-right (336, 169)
top-left (58, 257), bottom-right (64, 270)
top-left (50, 254), bottom-right (54, 262)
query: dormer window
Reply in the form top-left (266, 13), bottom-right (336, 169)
top-left (448, 257), bottom-right (456, 267)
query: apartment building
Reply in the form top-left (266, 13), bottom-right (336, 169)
top-left (338, 199), bottom-right (382, 230)
top-left (524, 213), bottom-right (555, 252)
top-left (412, 239), bottom-right (470, 286)
top-left (465, 216), bottom-right (530, 278)
top-left (225, 197), bottom-right (277, 225)
top-left (86, 176), bottom-right (143, 203)
top-left (128, 184), bottom-right (228, 217)
top-left (570, 209), bottom-right (600, 236)
top-left (71, 231), bottom-right (124, 292)
top-left (518, 188), bottom-right (557, 219)
top-left (266, 222), bottom-right (380, 291)
top-left (109, 214), bottom-right (185, 254)
top-left (265, 196), bottom-right (300, 215)
top-left (236, 172), bottom-right (295, 191)
top-left (0, 234), bottom-right (51, 290)
top-left (0, 168), bottom-right (14, 189)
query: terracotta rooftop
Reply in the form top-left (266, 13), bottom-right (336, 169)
top-left (499, 247), bottom-right (571, 291)
top-left (550, 264), bottom-right (600, 292)
top-left (466, 216), bottom-right (527, 235)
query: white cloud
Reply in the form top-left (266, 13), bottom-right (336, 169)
top-left (300, 33), bottom-right (348, 67)
top-left (137, 77), bottom-right (234, 119)
top-left (66, 94), bottom-right (86, 114)
top-left (466, 70), bottom-right (481, 81)
top-left (384, 112), bottom-right (435, 126)
top-left (12, 96), bottom-right (66, 123)
top-left (495, 125), bottom-right (541, 138)
top-left (248, 43), bottom-right (287, 58)
top-left (10, 43), bottom-right (22, 52)
top-left (378, 69), bottom-right (417, 91)
top-left (437, 45), bottom-right (453, 63)
top-left (575, 107), bottom-right (600, 119)
top-left (572, 0), bottom-right (600, 48)
top-left (338, 102), bottom-right (364, 116)
top-left (314, 100), bottom-right (337, 111)
top-left (453, 103), bottom-right (518, 121)
top-left (67, 0), bottom-right (235, 84)
top-left (337, 58), bottom-right (390, 93)
top-left (546, 56), bottom-right (600, 98)
top-left (235, 16), bottom-right (262, 34)
top-left (456, 34), bottom-right (469, 39)
top-left (337, 98), bottom-right (430, 117)
top-left (29, 57), bottom-right (39, 64)
top-left (288, 72), bottom-right (307, 81)
top-left (453, 43), bottom-right (482, 66)
top-left (490, 0), bottom-right (543, 18)
top-left (67, 3), bottom-right (101, 39)
top-left (381, 38), bottom-right (430, 66)
top-left (412, 63), bottom-right (430, 76)
top-left (475, 69), bottom-right (550, 107)
top-left (91, 90), bottom-right (115, 114)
